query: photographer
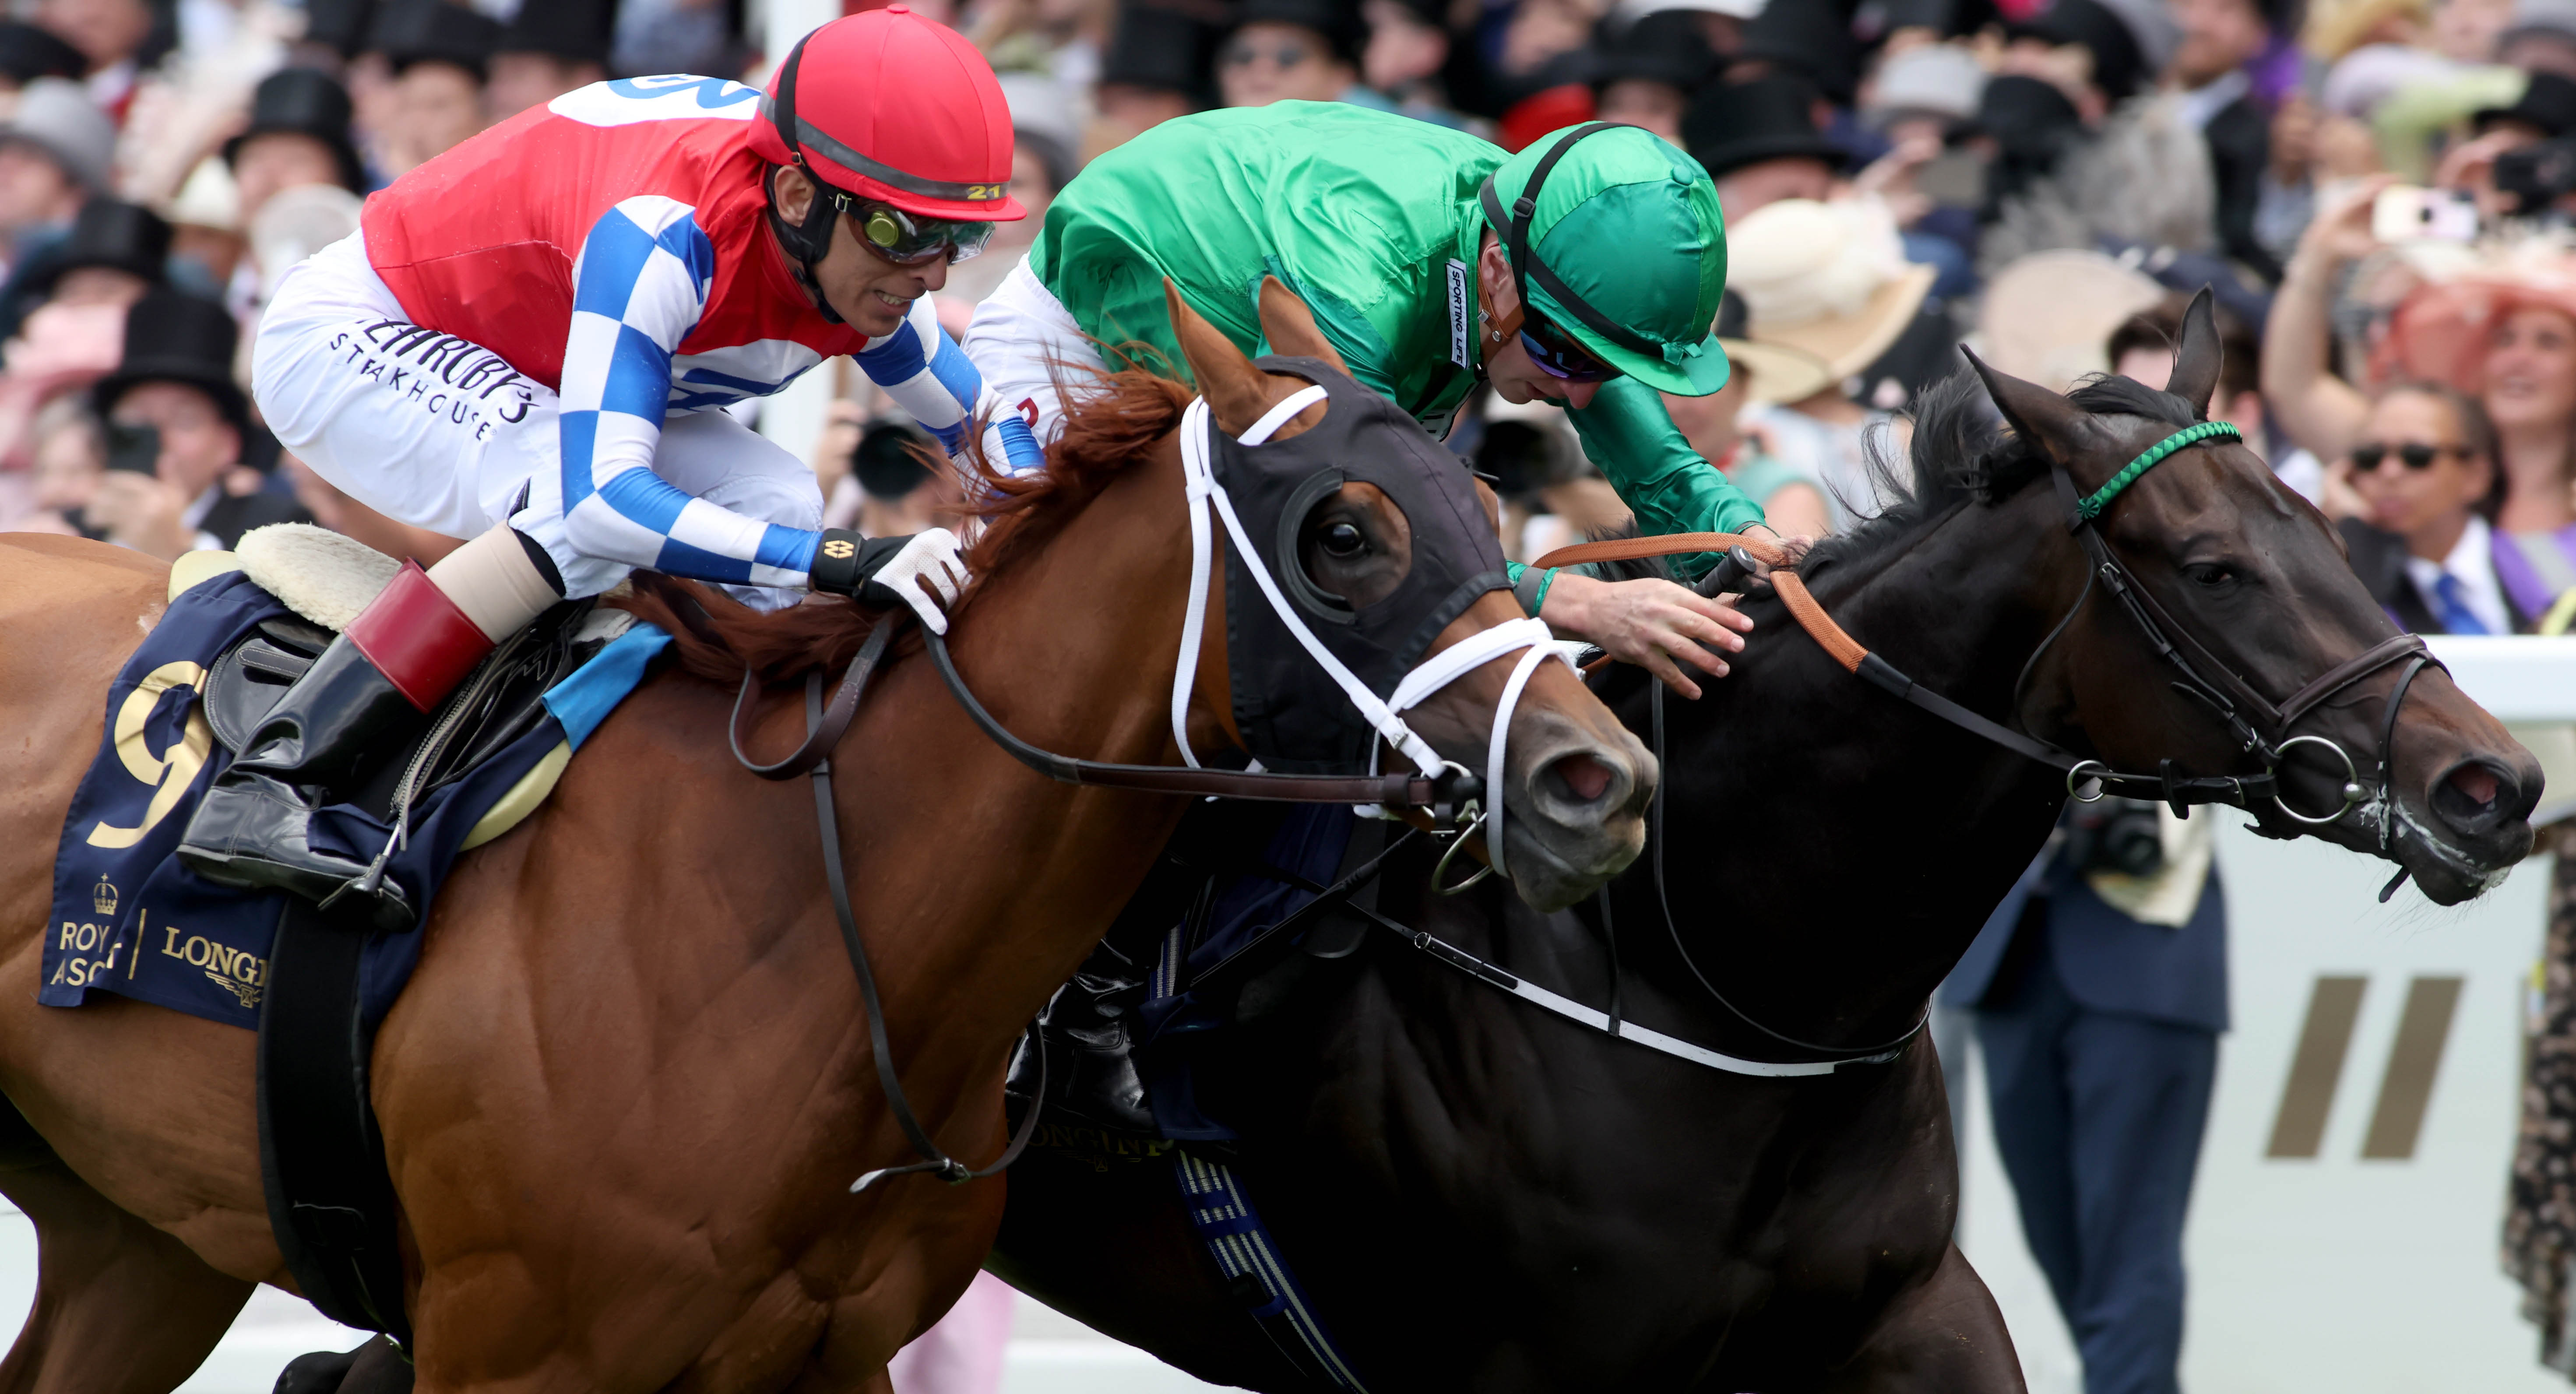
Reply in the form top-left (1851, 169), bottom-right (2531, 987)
top-left (82, 288), bottom-right (304, 559)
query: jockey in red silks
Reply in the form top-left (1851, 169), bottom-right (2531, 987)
top-left (179, 8), bottom-right (1040, 928)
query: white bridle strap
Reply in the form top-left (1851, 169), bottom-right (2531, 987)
top-left (1169, 387), bottom-right (1332, 769)
top-left (1482, 639), bottom-right (1582, 881)
top-left (1168, 393), bottom-right (1578, 887)
top-left (1238, 385), bottom-right (1329, 446)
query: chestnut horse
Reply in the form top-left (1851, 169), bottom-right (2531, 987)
top-left (991, 303), bottom-right (2544, 1390)
top-left (0, 285), bottom-right (1650, 1393)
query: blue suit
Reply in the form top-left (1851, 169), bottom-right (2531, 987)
top-left (1942, 844), bottom-right (2225, 1394)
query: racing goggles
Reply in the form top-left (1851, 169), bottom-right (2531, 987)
top-left (827, 190), bottom-right (996, 266)
top-left (1511, 307), bottom-right (1621, 384)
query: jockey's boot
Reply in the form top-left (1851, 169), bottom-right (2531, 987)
top-left (178, 526), bottom-right (563, 929)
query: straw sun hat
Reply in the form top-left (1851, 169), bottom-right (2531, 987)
top-left (1725, 196), bottom-right (1937, 385)
top-left (1974, 249), bottom-right (2168, 392)
top-left (2375, 239), bottom-right (2576, 396)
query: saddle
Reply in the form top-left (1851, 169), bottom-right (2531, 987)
top-left (183, 528), bottom-right (644, 1345)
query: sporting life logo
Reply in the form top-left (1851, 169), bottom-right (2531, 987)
top-left (549, 75), bottom-right (762, 128)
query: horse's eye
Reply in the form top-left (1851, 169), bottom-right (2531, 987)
top-left (1319, 521), bottom-right (1366, 558)
top-left (2185, 563), bottom-right (2234, 588)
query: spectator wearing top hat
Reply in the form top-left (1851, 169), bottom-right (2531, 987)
top-left (1726, 0), bottom-right (1859, 107)
top-left (0, 21), bottom-right (87, 95)
top-left (1687, 74), bottom-right (1848, 223)
top-left (1090, 0), bottom-right (1220, 158)
top-left (2002, 0), bottom-right (2178, 120)
top-left (2480, 67), bottom-right (2576, 141)
top-left (84, 289), bottom-right (309, 560)
top-left (225, 69), bottom-right (370, 227)
top-left (2171, 0), bottom-right (2287, 283)
top-left (369, 0), bottom-right (500, 176)
top-left (0, 78), bottom-right (111, 269)
top-left (296, 0), bottom-right (379, 66)
top-left (1860, 44), bottom-right (1985, 299)
top-left (489, 0), bottom-right (617, 120)
top-left (1588, 9), bottom-right (1714, 146)
top-left (1217, 0), bottom-right (1366, 109)
top-left (16, 197), bottom-right (165, 314)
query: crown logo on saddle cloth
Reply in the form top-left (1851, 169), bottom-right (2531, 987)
top-left (91, 877), bottom-right (117, 917)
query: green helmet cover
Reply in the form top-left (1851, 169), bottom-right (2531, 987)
top-left (1479, 124), bottom-right (1731, 395)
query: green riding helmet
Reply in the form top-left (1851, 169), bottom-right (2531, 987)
top-left (1478, 122), bottom-right (1731, 395)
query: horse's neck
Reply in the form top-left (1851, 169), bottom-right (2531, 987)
top-left (850, 434), bottom-right (1204, 1049)
top-left (1627, 487), bottom-right (2086, 1047)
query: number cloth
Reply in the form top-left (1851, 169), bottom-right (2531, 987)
top-left (1010, 103), bottom-right (1764, 559)
top-left (350, 76), bottom-right (1041, 591)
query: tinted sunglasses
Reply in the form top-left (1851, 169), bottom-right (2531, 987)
top-left (827, 190), bottom-right (996, 266)
top-left (1518, 310), bottom-right (1620, 384)
top-left (1221, 40), bottom-right (1311, 67)
top-left (2350, 441), bottom-right (2468, 472)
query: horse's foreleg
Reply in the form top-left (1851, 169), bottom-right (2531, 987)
top-left (0, 1116), bottom-right (252, 1394)
top-left (1818, 1245), bottom-right (2027, 1394)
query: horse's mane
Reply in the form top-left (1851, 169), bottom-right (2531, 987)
top-left (1797, 369), bottom-right (2198, 584)
top-left (619, 364), bottom-right (1191, 685)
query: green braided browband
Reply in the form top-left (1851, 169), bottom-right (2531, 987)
top-left (2074, 420), bottom-right (2242, 521)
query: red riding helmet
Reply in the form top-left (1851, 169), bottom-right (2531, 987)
top-left (750, 7), bottom-right (1024, 224)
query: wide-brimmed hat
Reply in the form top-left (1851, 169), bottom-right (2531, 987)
top-left (1974, 248), bottom-right (2167, 391)
top-left (38, 199), bottom-right (171, 292)
top-left (0, 78), bottom-right (112, 193)
top-left (0, 21), bottom-right (85, 87)
top-left (1727, 197), bottom-right (1936, 383)
top-left (1588, 10), bottom-right (1714, 95)
top-left (1686, 74), bottom-right (1848, 182)
top-left (369, 0), bottom-right (501, 79)
top-left (94, 289), bottom-right (248, 433)
top-left (2478, 70), bottom-right (2576, 137)
top-left (222, 68), bottom-right (366, 195)
top-left (1714, 289), bottom-right (1834, 406)
top-left (499, 0), bottom-right (616, 66)
top-left (1865, 43), bottom-right (1986, 129)
top-left (2374, 244), bottom-right (2576, 395)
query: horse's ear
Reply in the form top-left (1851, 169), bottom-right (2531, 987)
top-left (1256, 276), bottom-right (1349, 375)
top-left (1166, 277), bottom-right (1274, 437)
top-left (2164, 286), bottom-right (2222, 420)
top-left (1963, 345), bottom-right (2097, 469)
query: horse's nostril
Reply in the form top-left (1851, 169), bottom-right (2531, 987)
top-left (2449, 764), bottom-right (2501, 808)
top-left (1547, 752), bottom-right (1615, 805)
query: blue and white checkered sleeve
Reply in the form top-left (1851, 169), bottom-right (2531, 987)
top-left (855, 295), bottom-right (1045, 476)
top-left (558, 196), bottom-right (821, 586)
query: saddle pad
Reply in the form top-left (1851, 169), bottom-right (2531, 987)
top-left (41, 563), bottom-right (669, 1031)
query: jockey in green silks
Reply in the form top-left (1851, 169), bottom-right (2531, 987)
top-left (961, 102), bottom-right (1794, 697)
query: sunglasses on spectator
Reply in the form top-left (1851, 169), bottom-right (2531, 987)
top-left (826, 190), bottom-right (995, 265)
top-left (2349, 441), bottom-right (2470, 472)
top-left (1221, 40), bottom-right (1313, 67)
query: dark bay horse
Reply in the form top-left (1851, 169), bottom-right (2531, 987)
top-left (0, 283), bottom-right (1650, 1393)
top-left (991, 301), bottom-right (2543, 1391)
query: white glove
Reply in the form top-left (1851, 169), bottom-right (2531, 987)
top-left (862, 526), bottom-right (968, 634)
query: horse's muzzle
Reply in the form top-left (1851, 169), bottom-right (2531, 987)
top-left (1497, 706), bottom-right (1654, 912)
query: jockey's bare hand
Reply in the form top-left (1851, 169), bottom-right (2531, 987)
top-left (1538, 572), bottom-right (1751, 700)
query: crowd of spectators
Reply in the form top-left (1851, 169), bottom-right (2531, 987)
top-left (15, 0), bottom-right (2576, 1384)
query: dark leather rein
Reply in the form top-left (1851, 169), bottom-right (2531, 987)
top-left (713, 577), bottom-right (1488, 1190)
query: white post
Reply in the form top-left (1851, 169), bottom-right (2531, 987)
top-left (756, 0), bottom-right (845, 471)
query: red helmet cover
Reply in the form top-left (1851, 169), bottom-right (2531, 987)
top-left (752, 7), bottom-right (1024, 223)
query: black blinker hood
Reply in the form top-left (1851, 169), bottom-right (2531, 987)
top-left (1216, 355), bottom-right (1510, 773)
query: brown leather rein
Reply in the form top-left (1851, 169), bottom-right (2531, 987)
top-left (1531, 529), bottom-right (2433, 827)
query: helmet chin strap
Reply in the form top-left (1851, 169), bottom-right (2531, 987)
top-left (763, 28), bottom-right (847, 326)
top-left (767, 165), bottom-right (847, 326)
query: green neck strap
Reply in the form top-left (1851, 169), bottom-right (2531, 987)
top-left (2075, 420), bottom-right (2242, 521)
